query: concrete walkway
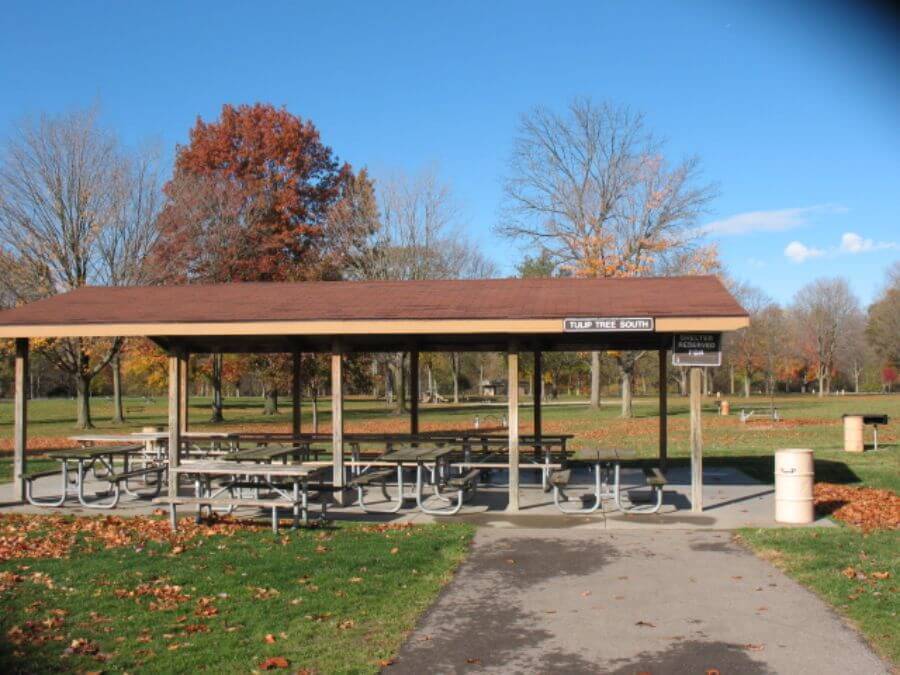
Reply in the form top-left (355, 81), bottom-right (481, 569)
top-left (391, 528), bottom-right (889, 674)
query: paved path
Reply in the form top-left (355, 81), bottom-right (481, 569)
top-left (392, 528), bottom-right (888, 674)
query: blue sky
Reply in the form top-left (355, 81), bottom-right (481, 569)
top-left (1, 1), bottom-right (897, 304)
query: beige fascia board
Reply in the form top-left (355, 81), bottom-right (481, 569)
top-left (0, 315), bottom-right (748, 339)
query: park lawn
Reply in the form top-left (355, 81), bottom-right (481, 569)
top-left (739, 526), bottom-right (899, 665)
top-left (0, 517), bottom-right (474, 674)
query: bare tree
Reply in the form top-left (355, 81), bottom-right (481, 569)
top-left (866, 261), bottom-right (900, 370)
top-left (360, 167), bottom-right (495, 281)
top-left (498, 98), bottom-right (716, 417)
top-left (0, 108), bottom-right (161, 427)
top-left (791, 277), bottom-right (860, 397)
top-left (355, 167), bottom-right (496, 413)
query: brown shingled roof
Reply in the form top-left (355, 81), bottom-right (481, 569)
top-left (0, 276), bottom-right (745, 327)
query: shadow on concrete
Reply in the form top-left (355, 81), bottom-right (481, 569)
top-left (390, 537), bottom-right (619, 673)
top-left (602, 639), bottom-right (775, 675)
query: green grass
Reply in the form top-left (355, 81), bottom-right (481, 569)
top-left (739, 527), bottom-right (899, 664)
top-left (0, 519), bottom-right (473, 674)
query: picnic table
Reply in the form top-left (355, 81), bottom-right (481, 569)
top-left (24, 444), bottom-right (161, 508)
top-left (378, 445), bottom-right (479, 515)
top-left (223, 443), bottom-right (311, 464)
top-left (548, 448), bottom-right (668, 514)
top-left (182, 431), bottom-right (241, 457)
top-left (155, 461), bottom-right (328, 532)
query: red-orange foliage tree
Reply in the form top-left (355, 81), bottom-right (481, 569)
top-left (152, 103), bottom-right (375, 421)
top-left (154, 103), bottom-right (353, 283)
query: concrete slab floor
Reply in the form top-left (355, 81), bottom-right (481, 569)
top-left (0, 466), bottom-right (832, 531)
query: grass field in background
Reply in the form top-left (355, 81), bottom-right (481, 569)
top-left (2, 392), bottom-right (898, 491)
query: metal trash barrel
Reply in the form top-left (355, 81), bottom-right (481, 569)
top-left (142, 425), bottom-right (165, 456)
top-left (775, 449), bottom-right (814, 524)
top-left (842, 414), bottom-right (864, 453)
top-left (720, 400), bottom-right (730, 416)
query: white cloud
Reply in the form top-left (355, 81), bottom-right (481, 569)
top-left (784, 231), bottom-right (897, 263)
top-left (839, 231), bottom-right (897, 254)
top-left (703, 204), bottom-right (846, 236)
top-left (784, 241), bottom-right (826, 263)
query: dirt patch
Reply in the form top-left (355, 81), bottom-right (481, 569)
top-left (814, 483), bottom-right (900, 531)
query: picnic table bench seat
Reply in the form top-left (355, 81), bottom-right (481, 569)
top-left (614, 466), bottom-right (667, 514)
top-left (350, 466), bottom-right (405, 513)
top-left (548, 468), bottom-right (571, 488)
top-left (643, 466), bottom-right (668, 487)
top-left (24, 450), bottom-right (162, 508)
top-left (348, 468), bottom-right (394, 488)
top-left (446, 468), bottom-right (482, 491)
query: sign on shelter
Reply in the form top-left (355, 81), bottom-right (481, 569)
top-left (672, 333), bottom-right (722, 367)
top-left (563, 317), bottom-right (654, 332)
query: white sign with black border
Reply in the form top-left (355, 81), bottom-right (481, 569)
top-left (672, 333), bottom-right (722, 367)
top-left (563, 317), bottom-right (655, 332)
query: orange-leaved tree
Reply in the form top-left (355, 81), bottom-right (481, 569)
top-left (152, 103), bottom-right (375, 421)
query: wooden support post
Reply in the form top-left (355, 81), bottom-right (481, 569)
top-left (168, 351), bottom-right (184, 501)
top-left (507, 345), bottom-right (520, 512)
top-left (178, 353), bottom-right (189, 434)
top-left (331, 348), bottom-right (346, 502)
top-left (659, 349), bottom-right (668, 471)
top-left (291, 351), bottom-right (302, 437)
top-left (14, 338), bottom-right (29, 502)
top-left (409, 349), bottom-right (419, 434)
top-left (533, 350), bottom-right (542, 441)
top-left (690, 367), bottom-right (703, 512)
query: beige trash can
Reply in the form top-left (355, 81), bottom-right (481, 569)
top-left (142, 425), bottom-right (166, 456)
top-left (775, 449), bottom-right (815, 524)
top-left (842, 415), bottom-right (864, 453)
top-left (720, 400), bottom-right (730, 416)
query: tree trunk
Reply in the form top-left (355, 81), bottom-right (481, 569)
top-left (311, 390), bottom-right (319, 433)
top-left (620, 367), bottom-right (633, 418)
top-left (729, 365), bottom-right (735, 396)
top-left (392, 354), bottom-right (407, 414)
top-left (817, 370), bottom-right (825, 398)
top-left (263, 387), bottom-right (279, 415)
top-left (385, 367), bottom-right (394, 405)
top-left (111, 353), bottom-right (125, 424)
top-left (590, 351), bottom-right (601, 409)
top-left (451, 353), bottom-right (460, 404)
top-left (744, 373), bottom-right (751, 398)
top-left (679, 367), bottom-right (687, 396)
top-left (75, 374), bottom-right (94, 429)
top-left (210, 353), bottom-right (224, 423)
top-left (854, 370), bottom-right (860, 394)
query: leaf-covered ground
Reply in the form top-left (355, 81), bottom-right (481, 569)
top-left (0, 515), bottom-right (473, 673)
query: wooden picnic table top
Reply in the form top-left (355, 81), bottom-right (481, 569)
top-left (48, 444), bottom-right (143, 460)
top-left (224, 445), bottom-right (309, 462)
top-left (69, 433), bottom-right (154, 443)
top-left (380, 445), bottom-right (455, 462)
top-left (574, 448), bottom-right (638, 462)
top-left (172, 461), bottom-right (324, 478)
